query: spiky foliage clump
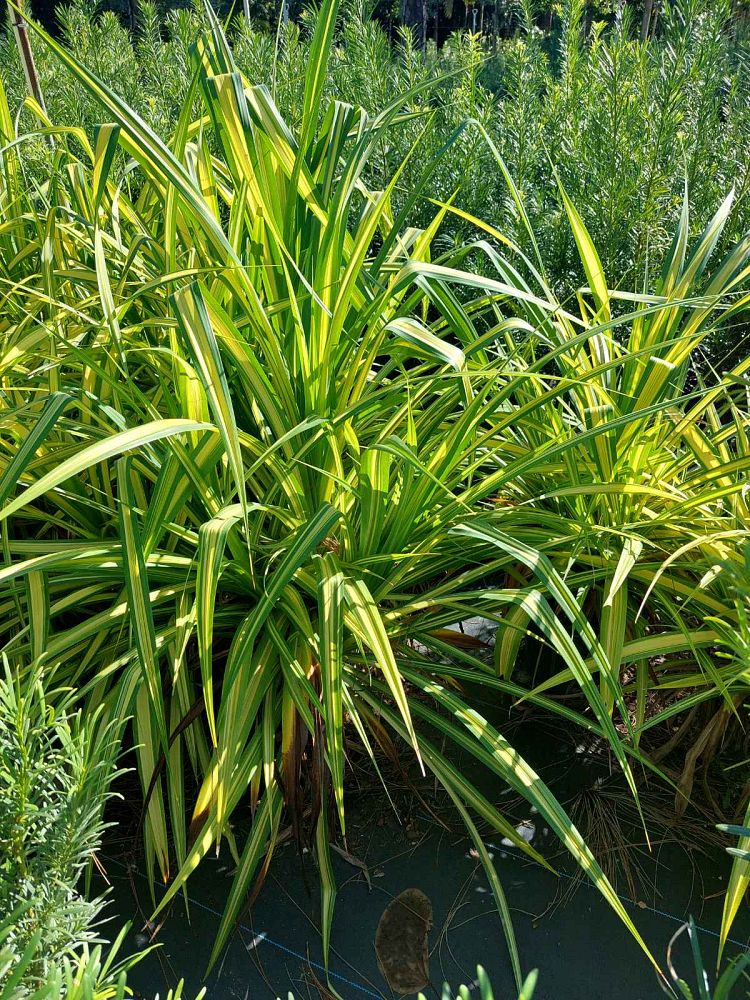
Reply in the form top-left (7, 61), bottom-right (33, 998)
top-left (0, 0), bottom-right (749, 990)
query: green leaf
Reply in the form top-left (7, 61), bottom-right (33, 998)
top-left (118, 455), bottom-right (168, 752)
top-left (315, 794), bottom-right (337, 971)
top-left (558, 178), bottom-right (610, 322)
top-left (196, 505), bottom-right (245, 746)
top-left (0, 420), bottom-right (215, 522)
top-left (317, 552), bottom-right (346, 835)
top-left (718, 798), bottom-right (750, 964)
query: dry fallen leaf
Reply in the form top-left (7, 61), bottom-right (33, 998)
top-left (374, 888), bottom-right (432, 994)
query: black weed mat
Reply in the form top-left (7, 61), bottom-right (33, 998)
top-left (97, 794), bottom-right (750, 1000)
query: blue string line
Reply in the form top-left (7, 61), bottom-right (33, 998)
top-left (103, 835), bottom-right (749, 1000)
top-left (495, 845), bottom-right (749, 952)
top-left (102, 854), bottom-right (381, 998)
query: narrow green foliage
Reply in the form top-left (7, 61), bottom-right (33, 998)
top-left (0, 0), bottom-right (748, 986)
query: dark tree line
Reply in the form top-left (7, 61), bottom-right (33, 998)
top-left (8, 0), bottom-right (708, 47)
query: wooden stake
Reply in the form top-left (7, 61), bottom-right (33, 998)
top-left (7, 0), bottom-right (46, 113)
top-left (641, 0), bottom-right (654, 41)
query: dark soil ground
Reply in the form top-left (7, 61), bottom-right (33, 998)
top-left (96, 707), bottom-right (750, 1000)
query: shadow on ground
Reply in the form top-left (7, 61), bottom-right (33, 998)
top-left (98, 785), bottom-right (750, 1000)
